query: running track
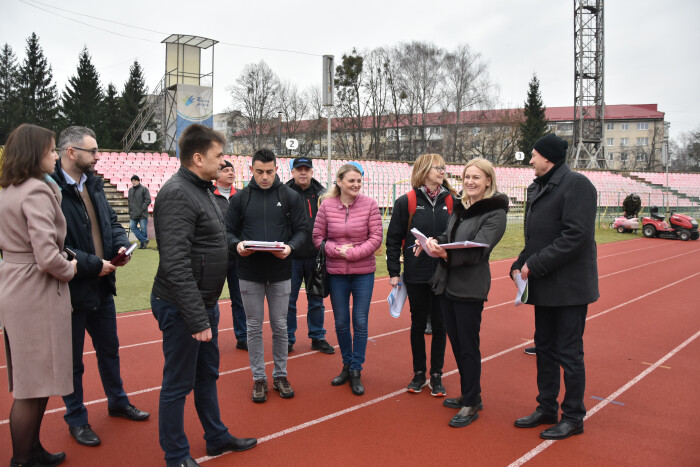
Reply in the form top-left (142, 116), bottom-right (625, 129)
top-left (1, 237), bottom-right (699, 466)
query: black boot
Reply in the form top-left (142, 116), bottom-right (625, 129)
top-left (349, 370), bottom-right (364, 396)
top-left (331, 364), bottom-right (350, 386)
top-left (32, 441), bottom-right (66, 466)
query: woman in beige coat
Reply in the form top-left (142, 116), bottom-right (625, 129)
top-left (0, 124), bottom-right (77, 467)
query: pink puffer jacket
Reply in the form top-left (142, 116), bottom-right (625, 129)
top-left (312, 194), bottom-right (383, 275)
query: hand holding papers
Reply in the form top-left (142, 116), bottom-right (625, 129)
top-left (387, 274), bottom-right (407, 318)
top-left (514, 274), bottom-right (529, 306)
top-left (410, 228), bottom-right (489, 258)
top-left (241, 240), bottom-right (286, 252)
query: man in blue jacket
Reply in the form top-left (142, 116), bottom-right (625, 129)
top-left (511, 133), bottom-right (599, 441)
top-left (53, 126), bottom-right (149, 447)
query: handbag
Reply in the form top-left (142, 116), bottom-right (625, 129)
top-left (307, 240), bottom-right (330, 297)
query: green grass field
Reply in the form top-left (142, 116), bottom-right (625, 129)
top-left (114, 227), bottom-right (639, 314)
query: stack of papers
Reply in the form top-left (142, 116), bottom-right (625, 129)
top-left (410, 228), bottom-right (489, 258)
top-left (242, 240), bottom-right (286, 251)
top-left (387, 274), bottom-right (407, 318)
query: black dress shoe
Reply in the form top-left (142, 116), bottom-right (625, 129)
top-left (443, 395), bottom-right (484, 410)
top-left (235, 341), bottom-right (248, 351)
top-left (311, 339), bottom-right (336, 354)
top-left (166, 456), bottom-right (200, 467)
top-left (206, 436), bottom-right (258, 456)
top-left (449, 406), bottom-right (479, 428)
top-left (69, 424), bottom-right (101, 446)
top-left (331, 364), bottom-right (350, 386)
top-left (349, 369), bottom-right (364, 396)
top-left (540, 420), bottom-right (584, 440)
top-left (288, 342), bottom-right (294, 352)
top-left (514, 410), bottom-right (559, 428)
top-left (108, 403), bottom-right (150, 421)
top-left (32, 441), bottom-right (66, 466)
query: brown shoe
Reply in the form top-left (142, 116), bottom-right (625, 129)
top-left (273, 376), bottom-right (295, 398)
top-left (251, 379), bottom-right (268, 403)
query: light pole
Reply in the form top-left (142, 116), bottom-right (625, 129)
top-left (277, 112), bottom-right (282, 156)
top-left (664, 122), bottom-right (670, 213)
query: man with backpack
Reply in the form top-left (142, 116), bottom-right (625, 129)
top-left (226, 149), bottom-right (308, 403)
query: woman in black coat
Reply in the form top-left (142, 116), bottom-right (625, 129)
top-left (386, 154), bottom-right (456, 396)
top-left (421, 157), bottom-right (508, 428)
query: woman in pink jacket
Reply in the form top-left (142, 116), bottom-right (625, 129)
top-left (313, 163), bottom-right (383, 396)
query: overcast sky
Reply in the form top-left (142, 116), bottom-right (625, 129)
top-left (3, 0), bottom-right (699, 141)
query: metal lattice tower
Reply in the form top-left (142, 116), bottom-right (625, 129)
top-left (572, 0), bottom-right (605, 168)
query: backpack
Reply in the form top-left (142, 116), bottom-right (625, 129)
top-left (403, 189), bottom-right (454, 246)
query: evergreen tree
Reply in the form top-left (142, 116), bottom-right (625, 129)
top-left (518, 74), bottom-right (549, 164)
top-left (119, 60), bottom-right (156, 150)
top-left (0, 43), bottom-right (20, 142)
top-left (61, 47), bottom-right (104, 134)
top-left (18, 33), bottom-right (59, 131)
top-left (100, 83), bottom-right (122, 149)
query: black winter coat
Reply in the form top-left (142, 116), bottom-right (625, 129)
top-left (285, 178), bottom-right (325, 259)
top-left (152, 166), bottom-right (229, 333)
top-left (128, 183), bottom-right (151, 219)
top-left (226, 176), bottom-right (308, 282)
top-left (51, 160), bottom-right (130, 311)
top-left (430, 194), bottom-right (508, 301)
top-left (511, 163), bottom-right (599, 306)
top-left (386, 187), bottom-right (454, 283)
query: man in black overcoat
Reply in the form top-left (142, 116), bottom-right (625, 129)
top-left (511, 133), bottom-right (599, 440)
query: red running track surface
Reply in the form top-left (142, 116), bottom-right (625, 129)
top-left (1, 237), bottom-right (699, 466)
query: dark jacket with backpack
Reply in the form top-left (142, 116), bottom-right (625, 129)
top-left (51, 159), bottom-right (131, 311)
top-left (386, 187), bottom-right (455, 284)
top-left (151, 166), bottom-right (229, 334)
top-left (285, 177), bottom-right (325, 259)
top-left (226, 175), bottom-right (308, 283)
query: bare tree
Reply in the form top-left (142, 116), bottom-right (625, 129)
top-left (362, 47), bottom-right (390, 158)
top-left (277, 80), bottom-right (310, 155)
top-left (384, 47), bottom-right (407, 160)
top-left (228, 61), bottom-right (279, 152)
top-left (334, 49), bottom-right (365, 156)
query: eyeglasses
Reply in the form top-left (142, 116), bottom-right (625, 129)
top-left (67, 146), bottom-right (99, 156)
top-left (431, 166), bottom-right (446, 172)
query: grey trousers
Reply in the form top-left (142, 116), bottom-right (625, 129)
top-left (239, 279), bottom-right (291, 381)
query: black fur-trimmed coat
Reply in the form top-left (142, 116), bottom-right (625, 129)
top-left (430, 193), bottom-right (509, 301)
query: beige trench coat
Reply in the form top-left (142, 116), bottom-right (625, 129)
top-left (0, 176), bottom-right (75, 398)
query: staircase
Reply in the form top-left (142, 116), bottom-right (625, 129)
top-left (627, 174), bottom-right (700, 204)
top-left (103, 181), bottom-right (130, 229)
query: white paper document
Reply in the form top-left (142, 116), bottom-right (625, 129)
top-left (241, 240), bottom-right (285, 251)
top-left (387, 275), bottom-right (408, 318)
top-left (410, 228), bottom-right (489, 258)
top-left (514, 275), bottom-right (529, 306)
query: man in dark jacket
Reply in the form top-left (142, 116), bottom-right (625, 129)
top-left (213, 160), bottom-right (247, 351)
top-left (226, 149), bottom-right (308, 403)
top-left (285, 157), bottom-right (334, 354)
top-left (151, 124), bottom-right (256, 467)
top-left (53, 126), bottom-right (149, 448)
top-left (127, 174), bottom-right (151, 249)
top-left (511, 133), bottom-right (599, 441)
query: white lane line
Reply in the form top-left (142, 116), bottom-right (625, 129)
top-left (507, 328), bottom-right (700, 467)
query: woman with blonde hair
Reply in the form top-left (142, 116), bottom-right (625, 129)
top-left (386, 154), bottom-right (456, 396)
top-left (312, 163), bottom-right (383, 396)
top-left (0, 124), bottom-right (78, 466)
top-left (420, 157), bottom-right (508, 428)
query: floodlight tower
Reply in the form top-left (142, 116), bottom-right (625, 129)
top-left (572, 0), bottom-right (605, 168)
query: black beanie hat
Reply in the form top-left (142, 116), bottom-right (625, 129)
top-left (533, 133), bottom-right (568, 164)
top-left (222, 160), bottom-right (233, 169)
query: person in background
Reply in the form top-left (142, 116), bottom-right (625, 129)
top-left (386, 153), bottom-right (455, 397)
top-left (151, 124), bottom-right (256, 467)
top-left (0, 124), bottom-right (77, 467)
top-left (285, 156), bottom-right (334, 355)
top-left (511, 133), bottom-right (599, 440)
top-left (52, 126), bottom-right (149, 448)
top-left (312, 163), bottom-right (383, 396)
top-left (226, 149), bottom-right (308, 403)
top-left (128, 175), bottom-right (151, 249)
top-left (213, 159), bottom-right (247, 351)
top-left (422, 158), bottom-right (508, 428)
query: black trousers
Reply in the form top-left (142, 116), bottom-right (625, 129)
top-left (440, 296), bottom-right (483, 406)
top-left (405, 283), bottom-right (446, 375)
top-left (534, 304), bottom-right (587, 423)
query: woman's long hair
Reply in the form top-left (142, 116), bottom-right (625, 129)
top-left (411, 153), bottom-right (456, 195)
top-left (320, 163), bottom-right (363, 201)
top-left (0, 124), bottom-right (55, 188)
top-left (461, 157), bottom-right (498, 206)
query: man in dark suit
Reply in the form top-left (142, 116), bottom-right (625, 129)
top-left (510, 133), bottom-right (599, 440)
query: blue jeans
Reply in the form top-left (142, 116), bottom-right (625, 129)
top-left (151, 295), bottom-right (232, 464)
top-left (227, 259), bottom-right (247, 343)
top-left (129, 217), bottom-right (148, 244)
top-left (287, 258), bottom-right (326, 343)
top-left (328, 273), bottom-right (374, 371)
top-left (63, 292), bottom-right (129, 427)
